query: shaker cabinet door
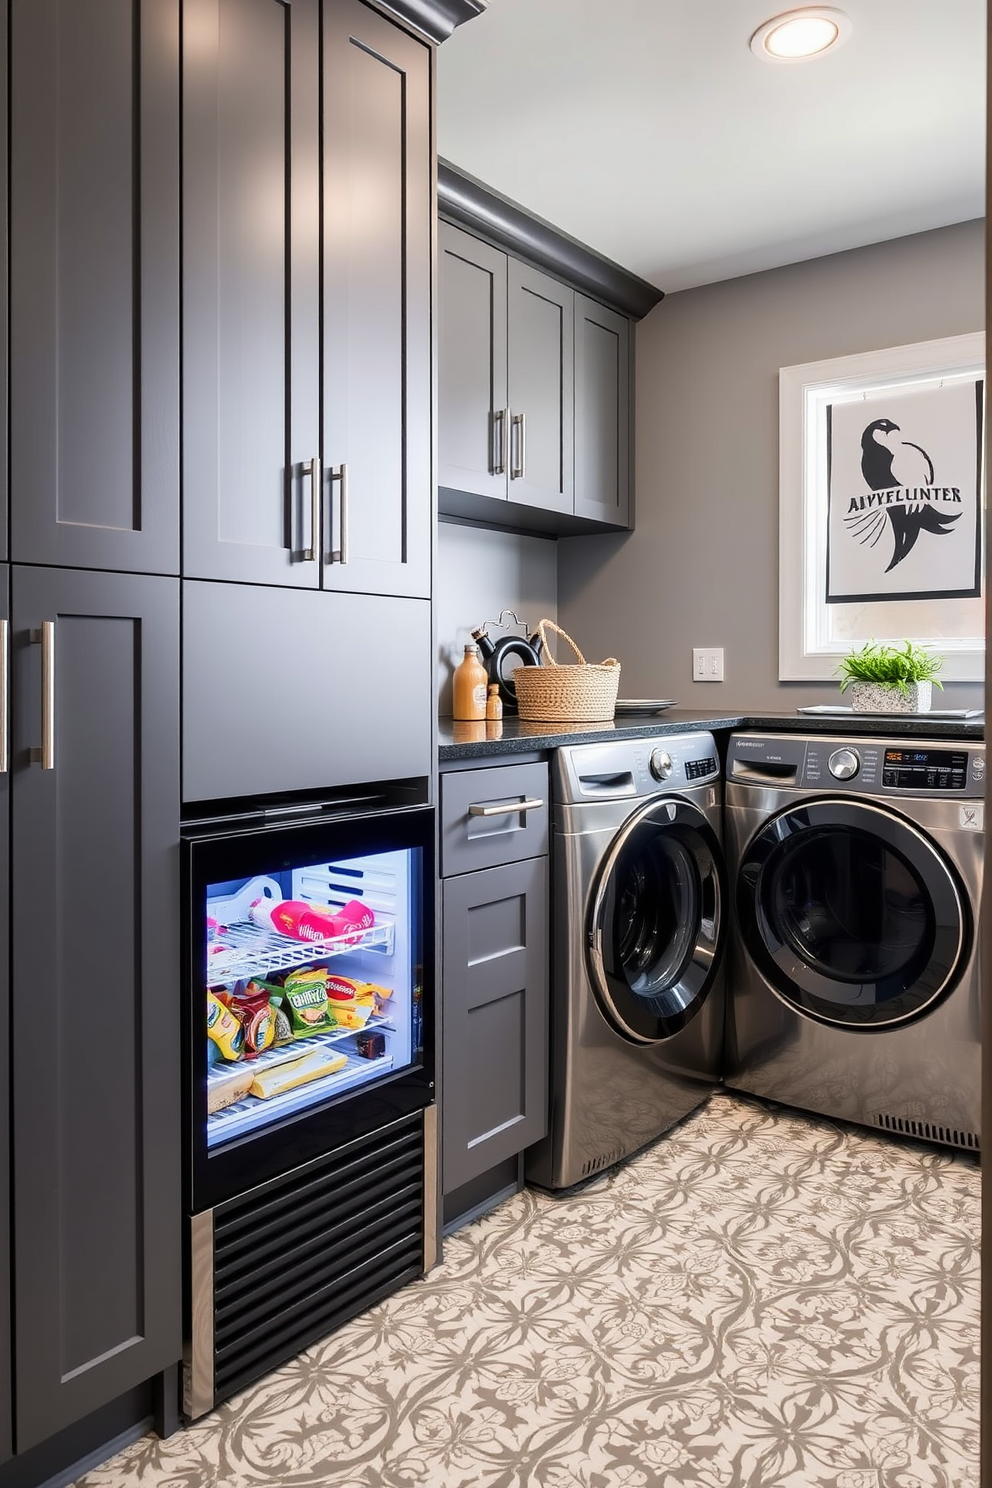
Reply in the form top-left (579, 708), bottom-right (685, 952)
top-left (506, 261), bottom-right (574, 515)
top-left (437, 222), bottom-right (509, 503)
top-left (573, 294), bottom-right (631, 528)
top-left (183, 0), bottom-right (321, 586)
top-left (10, 0), bottom-right (180, 574)
top-left (10, 567), bottom-right (181, 1450)
top-left (442, 856), bottom-right (549, 1194)
top-left (322, 1), bottom-right (432, 600)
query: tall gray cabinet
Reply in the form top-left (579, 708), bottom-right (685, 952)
top-left (10, 569), bottom-right (181, 1452)
top-left (182, 0), bottom-right (434, 803)
top-left (183, 0), bottom-right (430, 601)
top-left (4, 0), bottom-right (183, 1461)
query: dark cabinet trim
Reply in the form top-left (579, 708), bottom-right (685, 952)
top-left (370, 0), bottom-right (485, 45)
top-left (438, 159), bottom-right (664, 321)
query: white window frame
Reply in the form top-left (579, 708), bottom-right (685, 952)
top-left (779, 331), bottom-right (985, 682)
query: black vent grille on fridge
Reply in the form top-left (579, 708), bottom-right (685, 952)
top-left (211, 1114), bottom-right (425, 1406)
top-left (872, 1112), bottom-right (980, 1153)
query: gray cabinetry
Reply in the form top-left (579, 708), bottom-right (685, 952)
top-left (10, 0), bottom-right (180, 575)
top-left (182, 0), bottom-right (319, 587)
top-left (438, 221), bottom-right (629, 532)
top-left (507, 262), bottom-right (574, 515)
top-left (183, 0), bottom-right (431, 599)
top-left (182, 580), bottom-right (432, 803)
top-left (10, 567), bottom-right (181, 1450)
top-left (437, 227), bottom-right (507, 502)
top-left (574, 294), bottom-right (631, 527)
top-left (440, 762), bottom-right (549, 1211)
top-left (322, 3), bottom-right (432, 599)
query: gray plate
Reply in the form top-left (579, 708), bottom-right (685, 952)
top-left (614, 699), bottom-right (678, 715)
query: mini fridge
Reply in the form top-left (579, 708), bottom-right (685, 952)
top-left (181, 787), bottom-right (435, 1417)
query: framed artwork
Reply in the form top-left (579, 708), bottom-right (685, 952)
top-left (779, 332), bottom-right (985, 682)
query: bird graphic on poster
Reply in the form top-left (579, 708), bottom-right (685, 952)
top-left (847, 417), bottom-right (961, 571)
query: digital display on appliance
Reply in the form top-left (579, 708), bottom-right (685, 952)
top-left (882, 749), bottom-right (968, 789)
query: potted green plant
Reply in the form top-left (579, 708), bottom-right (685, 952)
top-left (836, 639), bottom-right (944, 714)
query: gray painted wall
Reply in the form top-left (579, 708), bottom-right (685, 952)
top-left (558, 219), bottom-right (985, 712)
top-left (436, 519), bottom-right (557, 715)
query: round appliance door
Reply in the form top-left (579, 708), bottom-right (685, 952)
top-left (737, 798), bottom-right (968, 1029)
top-left (588, 797), bottom-right (725, 1043)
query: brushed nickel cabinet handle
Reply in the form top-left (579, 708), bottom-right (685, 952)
top-left (492, 407), bottom-right (508, 475)
top-left (510, 412), bottom-right (526, 479)
top-left (30, 620), bottom-right (55, 770)
top-left (302, 457), bottom-right (321, 562)
top-left (0, 620), bottom-right (7, 775)
top-left (468, 796), bottom-right (544, 818)
top-left (330, 463), bottom-right (349, 564)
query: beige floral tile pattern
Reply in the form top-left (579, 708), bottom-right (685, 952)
top-left (75, 1094), bottom-right (979, 1488)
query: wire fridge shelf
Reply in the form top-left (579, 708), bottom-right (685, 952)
top-left (206, 918), bottom-right (395, 986)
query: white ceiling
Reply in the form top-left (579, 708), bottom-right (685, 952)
top-left (437, 0), bottom-right (986, 293)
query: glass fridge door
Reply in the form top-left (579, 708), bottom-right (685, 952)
top-left (203, 844), bottom-right (423, 1147)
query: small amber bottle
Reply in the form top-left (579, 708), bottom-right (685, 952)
top-left (452, 644), bottom-right (488, 721)
top-left (485, 683), bottom-right (503, 722)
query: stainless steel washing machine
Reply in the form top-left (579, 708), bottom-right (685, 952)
top-left (525, 731), bottom-right (726, 1190)
top-left (725, 732), bottom-right (984, 1151)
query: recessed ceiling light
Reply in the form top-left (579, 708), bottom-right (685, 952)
top-left (750, 7), bottom-right (852, 63)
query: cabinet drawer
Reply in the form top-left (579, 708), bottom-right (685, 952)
top-left (441, 762), bottom-right (549, 876)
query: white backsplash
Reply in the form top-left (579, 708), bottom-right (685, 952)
top-left (436, 521), bottom-right (558, 715)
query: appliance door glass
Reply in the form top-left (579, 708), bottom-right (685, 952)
top-left (589, 798), bottom-right (724, 1043)
top-left (188, 805), bottom-right (434, 1209)
top-left (737, 799), bottom-right (967, 1028)
top-left (205, 846), bottom-right (420, 1147)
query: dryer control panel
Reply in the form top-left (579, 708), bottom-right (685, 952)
top-left (728, 733), bottom-right (985, 799)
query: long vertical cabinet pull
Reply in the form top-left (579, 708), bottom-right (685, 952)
top-left (492, 408), bottom-right (508, 476)
top-left (329, 463), bottom-right (349, 564)
top-left (29, 621), bottom-right (55, 770)
top-left (510, 412), bottom-right (526, 480)
top-left (0, 621), bottom-right (8, 775)
top-left (302, 457), bottom-right (321, 562)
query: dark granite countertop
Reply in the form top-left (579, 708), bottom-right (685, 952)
top-left (438, 706), bottom-right (984, 761)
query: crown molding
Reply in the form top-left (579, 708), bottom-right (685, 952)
top-left (372, 0), bottom-right (486, 45)
top-left (438, 159), bottom-right (664, 320)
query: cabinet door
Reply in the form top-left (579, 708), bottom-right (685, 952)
top-left (0, 571), bottom-right (9, 1466)
top-left (10, 567), bottom-right (181, 1450)
top-left (183, 0), bottom-right (321, 586)
top-left (182, 580), bottom-right (432, 802)
top-left (437, 223), bottom-right (509, 502)
top-left (322, 2), bottom-right (432, 599)
top-left (574, 295), bottom-right (631, 528)
top-left (507, 261), bottom-right (574, 515)
top-left (10, 0), bottom-right (180, 574)
top-left (442, 856), bottom-right (548, 1194)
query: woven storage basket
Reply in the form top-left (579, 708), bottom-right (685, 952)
top-left (514, 620), bottom-right (621, 722)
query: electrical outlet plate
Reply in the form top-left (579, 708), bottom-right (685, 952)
top-left (692, 647), bottom-right (724, 682)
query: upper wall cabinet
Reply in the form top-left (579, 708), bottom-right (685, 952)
top-left (10, 0), bottom-right (181, 574)
top-left (437, 164), bottom-right (661, 537)
top-left (183, 0), bottom-right (431, 599)
top-left (438, 224), bottom-right (573, 517)
top-left (574, 294), bottom-right (631, 527)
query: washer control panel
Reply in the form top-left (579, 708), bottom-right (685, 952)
top-left (727, 733), bottom-right (985, 799)
top-left (557, 731), bottom-right (721, 804)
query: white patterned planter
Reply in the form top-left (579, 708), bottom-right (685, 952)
top-left (848, 680), bottom-right (932, 714)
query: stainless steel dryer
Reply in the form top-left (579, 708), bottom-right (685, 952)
top-left (526, 731), bottom-right (726, 1190)
top-left (725, 732), bottom-right (984, 1151)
